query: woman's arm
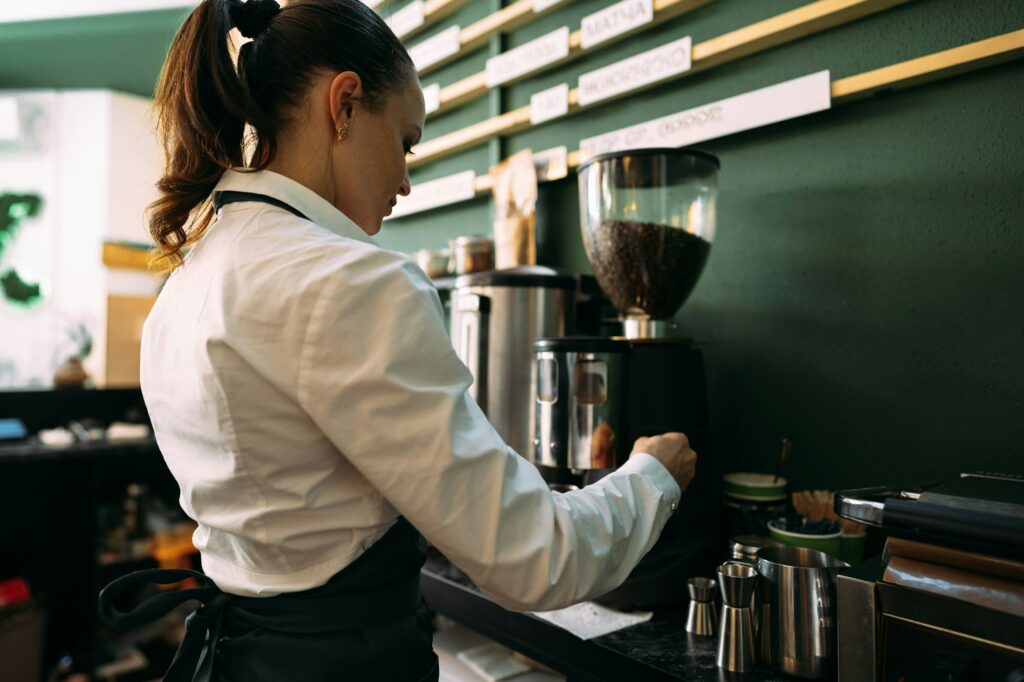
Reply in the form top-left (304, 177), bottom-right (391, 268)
top-left (297, 247), bottom-right (682, 611)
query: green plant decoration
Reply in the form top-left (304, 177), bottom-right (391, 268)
top-left (0, 192), bottom-right (44, 306)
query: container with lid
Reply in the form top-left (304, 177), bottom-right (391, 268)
top-left (449, 235), bottom-right (494, 275)
top-left (414, 248), bottom-right (451, 279)
top-left (450, 267), bottom-right (579, 460)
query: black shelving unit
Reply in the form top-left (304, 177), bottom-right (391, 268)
top-left (0, 389), bottom-right (181, 679)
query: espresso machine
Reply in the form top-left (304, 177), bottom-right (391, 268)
top-left (534, 147), bottom-right (723, 608)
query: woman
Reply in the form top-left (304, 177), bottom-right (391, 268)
top-left (99, 0), bottom-right (698, 680)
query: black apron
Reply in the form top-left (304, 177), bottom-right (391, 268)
top-left (99, 518), bottom-right (437, 681)
top-left (99, 192), bottom-right (437, 681)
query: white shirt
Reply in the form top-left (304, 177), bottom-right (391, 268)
top-left (141, 169), bottom-right (682, 610)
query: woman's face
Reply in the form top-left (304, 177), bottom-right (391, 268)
top-left (330, 78), bottom-right (424, 235)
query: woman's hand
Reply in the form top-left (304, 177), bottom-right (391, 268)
top-left (631, 432), bottom-right (697, 491)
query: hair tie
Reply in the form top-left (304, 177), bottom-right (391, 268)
top-left (227, 0), bottom-right (280, 39)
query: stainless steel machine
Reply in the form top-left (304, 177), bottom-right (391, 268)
top-left (531, 148), bottom-right (724, 608)
top-left (448, 267), bottom-right (582, 460)
top-left (836, 475), bottom-right (1024, 681)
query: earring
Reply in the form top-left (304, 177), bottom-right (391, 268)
top-left (337, 122), bottom-right (350, 142)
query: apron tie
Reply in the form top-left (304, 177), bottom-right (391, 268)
top-left (98, 519), bottom-right (427, 681)
top-left (99, 568), bottom-right (227, 682)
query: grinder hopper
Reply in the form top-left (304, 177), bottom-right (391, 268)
top-left (577, 148), bottom-right (719, 339)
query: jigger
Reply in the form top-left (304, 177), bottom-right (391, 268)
top-left (685, 577), bottom-right (717, 636)
top-left (716, 561), bottom-right (758, 673)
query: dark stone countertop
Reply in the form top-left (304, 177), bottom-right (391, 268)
top-left (422, 550), bottom-right (797, 681)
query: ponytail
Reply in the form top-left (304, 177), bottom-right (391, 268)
top-left (149, 0), bottom-right (253, 271)
top-left (147, 0), bottom-right (413, 272)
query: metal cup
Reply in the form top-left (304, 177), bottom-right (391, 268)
top-left (756, 546), bottom-right (849, 678)
top-left (685, 577), bottom-right (718, 636)
top-left (716, 561), bottom-right (758, 673)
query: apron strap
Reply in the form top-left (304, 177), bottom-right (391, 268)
top-left (99, 568), bottom-right (226, 682)
top-left (98, 520), bottom-right (425, 682)
top-left (214, 190), bottom-right (309, 220)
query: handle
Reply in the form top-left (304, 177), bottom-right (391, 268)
top-left (455, 293), bottom-right (490, 408)
top-left (834, 484), bottom-right (935, 527)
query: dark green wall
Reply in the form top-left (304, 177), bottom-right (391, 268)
top-left (387, 0), bottom-right (1024, 489)
top-left (3, 1), bottom-right (1021, 488)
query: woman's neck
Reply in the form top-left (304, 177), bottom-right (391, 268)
top-left (265, 125), bottom-right (335, 206)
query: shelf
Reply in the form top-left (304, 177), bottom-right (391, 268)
top-left (0, 437), bottom-right (159, 464)
top-left (392, 28), bottom-right (1024, 219)
top-left (410, 0), bottom-right (911, 168)
top-left (102, 241), bottom-right (152, 271)
top-left (385, 0), bottom-right (473, 43)
top-left (427, 0), bottom-right (715, 112)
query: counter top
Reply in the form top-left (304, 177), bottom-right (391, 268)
top-left (0, 437), bottom-right (159, 464)
top-left (421, 551), bottom-right (794, 682)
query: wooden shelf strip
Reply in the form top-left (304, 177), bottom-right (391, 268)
top-left (413, 0), bottom-right (564, 76)
top-left (395, 29), bottom-right (1024, 218)
top-left (386, 0), bottom-right (473, 42)
top-left (426, 0), bottom-right (715, 107)
top-left (411, 0), bottom-right (911, 168)
top-left (829, 28), bottom-right (1024, 101)
top-left (102, 241), bottom-right (153, 271)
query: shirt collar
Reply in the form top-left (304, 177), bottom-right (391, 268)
top-left (213, 169), bottom-right (376, 246)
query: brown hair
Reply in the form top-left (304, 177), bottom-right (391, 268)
top-left (148, 0), bottom-right (415, 272)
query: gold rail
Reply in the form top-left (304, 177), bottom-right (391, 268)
top-left (393, 29), bottom-right (1024, 215)
top-left (411, 0), bottom-right (912, 168)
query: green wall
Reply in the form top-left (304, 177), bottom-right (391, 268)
top-left (0, 8), bottom-right (190, 94)
top-left (386, 0), bottom-right (1024, 489)
top-left (2, 1), bottom-right (1021, 488)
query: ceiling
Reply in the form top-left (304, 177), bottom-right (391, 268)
top-left (0, 8), bottom-right (192, 97)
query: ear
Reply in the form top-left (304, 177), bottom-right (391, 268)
top-left (328, 71), bottom-right (365, 128)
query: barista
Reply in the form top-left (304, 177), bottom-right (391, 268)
top-left (98, 1), bottom-right (697, 680)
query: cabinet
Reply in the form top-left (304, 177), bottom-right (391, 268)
top-left (0, 389), bottom-right (185, 679)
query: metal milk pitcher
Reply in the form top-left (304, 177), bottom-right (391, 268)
top-left (756, 546), bottom-right (849, 678)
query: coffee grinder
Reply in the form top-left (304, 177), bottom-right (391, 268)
top-left (533, 148), bottom-right (722, 608)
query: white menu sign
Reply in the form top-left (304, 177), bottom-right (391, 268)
top-left (387, 0), bottom-right (424, 38)
top-left (409, 25), bottom-right (461, 71)
top-left (579, 71), bottom-right (832, 161)
top-left (578, 36), bottom-right (691, 107)
top-left (530, 83), bottom-right (569, 125)
top-left (533, 0), bottom-right (568, 13)
top-left (534, 146), bottom-right (569, 181)
top-left (580, 0), bottom-right (653, 50)
top-left (388, 170), bottom-right (477, 219)
top-left (423, 83), bottom-right (441, 114)
top-left (485, 26), bottom-right (570, 87)
top-left (0, 97), bottom-right (18, 141)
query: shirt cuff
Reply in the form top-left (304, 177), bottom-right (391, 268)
top-left (615, 452), bottom-right (682, 512)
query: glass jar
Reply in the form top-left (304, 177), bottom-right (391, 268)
top-left (577, 148), bottom-right (719, 321)
top-left (449, 236), bottom-right (494, 275)
top-left (414, 248), bottom-right (451, 279)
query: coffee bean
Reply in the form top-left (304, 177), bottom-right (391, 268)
top-left (589, 220), bottom-right (711, 319)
